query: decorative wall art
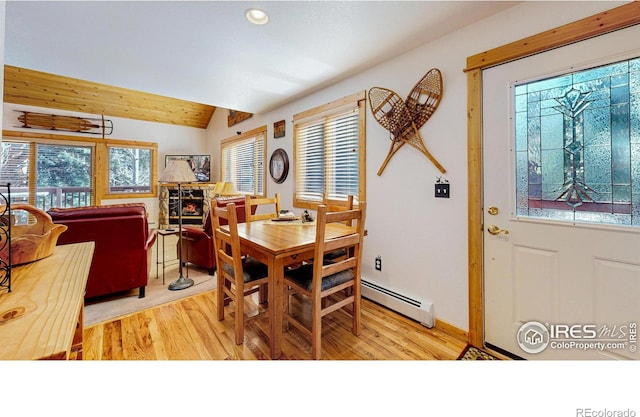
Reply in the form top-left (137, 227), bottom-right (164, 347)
top-left (164, 155), bottom-right (211, 182)
top-left (227, 110), bottom-right (253, 127)
top-left (368, 68), bottom-right (446, 175)
top-left (269, 148), bottom-right (289, 184)
top-left (274, 120), bottom-right (285, 138)
top-left (15, 110), bottom-right (113, 136)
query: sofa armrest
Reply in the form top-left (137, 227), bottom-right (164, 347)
top-left (146, 229), bottom-right (157, 250)
top-left (182, 226), bottom-right (210, 241)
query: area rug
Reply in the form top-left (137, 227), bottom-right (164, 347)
top-left (84, 264), bottom-right (216, 327)
top-left (457, 344), bottom-right (500, 360)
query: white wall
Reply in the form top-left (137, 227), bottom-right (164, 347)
top-left (2, 103), bottom-right (208, 227)
top-left (206, 1), bottom-right (624, 330)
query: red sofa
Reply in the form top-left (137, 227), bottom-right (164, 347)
top-left (180, 196), bottom-right (252, 274)
top-left (48, 203), bottom-right (157, 299)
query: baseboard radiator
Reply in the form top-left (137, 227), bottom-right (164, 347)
top-left (361, 279), bottom-right (434, 328)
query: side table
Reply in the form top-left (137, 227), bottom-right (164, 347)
top-left (156, 229), bottom-right (179, 285)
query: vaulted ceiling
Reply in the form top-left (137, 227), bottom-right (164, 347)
top-left (3, 1), bottom-right (519, 128)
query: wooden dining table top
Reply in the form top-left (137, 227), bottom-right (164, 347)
top-left (234, 219), bottom-right (356, 254)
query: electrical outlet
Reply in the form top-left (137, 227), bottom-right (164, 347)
top-left (435, 182), bottom-right (450, 198)
top-left (375, 255), bottom-right (382, 271)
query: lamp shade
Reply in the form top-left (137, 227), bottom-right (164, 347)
top-left (219, 182), bottom-right (238, 196)
top-left (212, 182), bottom-right (224, 195)
top-left (159, 160), bottom-right (197, 183)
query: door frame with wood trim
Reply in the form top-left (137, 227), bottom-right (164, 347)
top-left (465, 2), bottom-right (640, 348)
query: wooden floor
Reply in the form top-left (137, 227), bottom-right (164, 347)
top-left (83, 289), bottom-right (467, 360)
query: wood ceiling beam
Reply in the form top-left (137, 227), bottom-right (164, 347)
top-left (3, 65), bottom-right (216, 129)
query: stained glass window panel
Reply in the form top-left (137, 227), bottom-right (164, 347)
top-left (515, 57), bottom-right (640, 226)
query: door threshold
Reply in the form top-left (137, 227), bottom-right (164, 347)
top-left (484, 343), bottom-right (525, 360)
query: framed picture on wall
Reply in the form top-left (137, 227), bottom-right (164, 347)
top-left (274, 120), bottom-right (285, 138)
top-left (165, 154), bottom-right (211, 182)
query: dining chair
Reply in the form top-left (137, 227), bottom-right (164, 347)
top-left (323, 195), bottom-right (354, 261)
top-left (324, 195), bottom-right (354, 218)
top-left (245, 193), bottom-right (281, 222)
top-left (283, 201), bottom-right (366, 359)
top-left (212, 202), bottom-right (270, 345)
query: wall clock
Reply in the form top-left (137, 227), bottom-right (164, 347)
top-left (269, 148), bottom-right (289, 184)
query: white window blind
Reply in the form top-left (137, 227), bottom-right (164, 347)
top-left (294, 98), bottom-right (362, 205)
top-left (221, 128), bottom-right (265, 196)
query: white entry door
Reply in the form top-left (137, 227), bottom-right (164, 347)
top-left (483, 25), bottom-right (640, 360)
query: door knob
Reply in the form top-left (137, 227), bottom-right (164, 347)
top-left (487, 225), bottom-right (509, 235)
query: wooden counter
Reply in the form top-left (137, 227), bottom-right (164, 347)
top-left (0, 242), bottom-right (94, 360)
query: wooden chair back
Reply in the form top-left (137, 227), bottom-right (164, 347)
top-left (212, 203), bottom-right (243, 284)
top-left (324, 195), bottom-right (354, 225)
top-left (322, 195), bottom-right (355, 260)
top-left (245, 193), bottom-right (281, 222)
top-left (212, 202), bottom-right (269, 344)
top-left (283, 201), bottom-right (366, 359)
top-left (314, 201), bottom-right (366, 289)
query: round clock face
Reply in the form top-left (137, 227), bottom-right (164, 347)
top-left (269, 148), bottom-right (289, 184)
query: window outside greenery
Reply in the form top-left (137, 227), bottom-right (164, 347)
top-left (1, 141), bottom-right (93, 210)
top-left (109, 146), bottom-right (152, 193)
top-left (37, 143), bottom-right (93, 209)
top-left (1, 134), bottom-right (157, 209)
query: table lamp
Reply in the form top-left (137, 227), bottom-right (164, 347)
top-left (212, 182), bottom-right (224, 197)
top-left (159, 160), bottom-right (197, 291)
top-left (219, 182), bottom-right (239, 197)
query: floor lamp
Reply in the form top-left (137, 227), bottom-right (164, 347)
top-left (159, 160), bottom-right (197, 291)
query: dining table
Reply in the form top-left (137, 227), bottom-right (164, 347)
top-left (233, 218), bottom-right (356, 359)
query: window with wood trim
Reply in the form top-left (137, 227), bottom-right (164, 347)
top-left (1, 140), bottom-right (95, 210)
top-left (220, 126), bottom-right (266, 196)
top-left (293, 91), bottom-right (366, 209)
top-left (1, 131), bottom-right (158, 208)
top-left (108, 145), bottom-right (152, 194)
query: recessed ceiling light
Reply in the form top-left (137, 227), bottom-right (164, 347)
top-left (245, 8), bottom-right (269, 25)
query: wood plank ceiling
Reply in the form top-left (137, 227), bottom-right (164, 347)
top-left (3, 65), bottom-right (216, 129)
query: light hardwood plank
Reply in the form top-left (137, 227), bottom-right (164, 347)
top-left (84, 290), bottom-right (467, 360)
